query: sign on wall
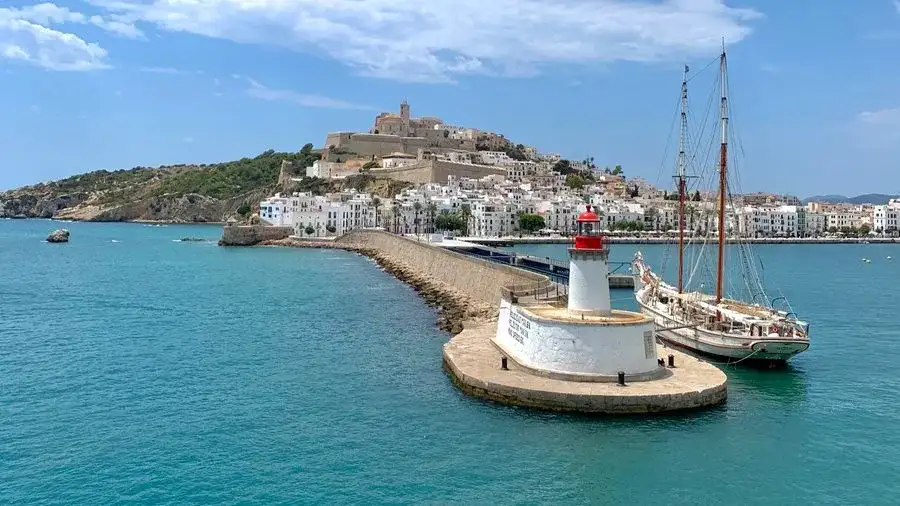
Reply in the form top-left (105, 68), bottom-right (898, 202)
top-left (508, 308), bottom-right (532, 345)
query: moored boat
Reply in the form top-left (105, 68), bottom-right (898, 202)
top-left (633, 47), bottom-right (811, 365)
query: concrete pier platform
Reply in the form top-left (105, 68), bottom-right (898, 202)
top-left (443, 321), bottom-right (727, 414)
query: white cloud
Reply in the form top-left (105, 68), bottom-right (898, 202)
top-left (183, 136), bottom-right (194, 143)
top-left (854, 107), bottom-right (900, 146)
top-left (858, 107), bottom-right (900, 126)
top-left (88, 0), bottom-right (761, 82)
top-left (0, 17), bottom-right (109, 71)
top-left (235, 75), bottom-right (371, 110)
top-left (0, 2), bottom-right (143, 71)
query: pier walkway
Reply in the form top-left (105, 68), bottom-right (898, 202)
top-left (432, 238), bottom-right (634, 288)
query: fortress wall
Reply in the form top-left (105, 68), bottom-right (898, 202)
top-left (432, 161), bottom-right (506, 183)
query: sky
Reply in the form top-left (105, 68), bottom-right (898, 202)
top-left (0, 0), bottom-right (898, 197)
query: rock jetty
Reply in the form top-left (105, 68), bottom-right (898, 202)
top-left (46, 229), bottom-right (70, 243)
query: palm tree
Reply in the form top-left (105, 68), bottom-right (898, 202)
top-left (390, 204), bottom-right (399, 233)
top-left (459, 204), bottom-right (472, 236)
top-left (373, 197), bottom-right (382, 228)
top-left (426, 202), bottom-right (438, 233)
top-left (413, 202), bottom-right (422, 237)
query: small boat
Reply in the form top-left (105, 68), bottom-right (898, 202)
top-left (633, 48), bottom-right (810, 365)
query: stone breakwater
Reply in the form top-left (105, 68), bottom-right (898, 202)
top-left (219, 225), bottom-right (292, 246)
top-left (257, 237), bottom-right (495, 334)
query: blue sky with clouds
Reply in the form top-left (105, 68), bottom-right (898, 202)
top-left (1, 0), bottom-right (898, 196)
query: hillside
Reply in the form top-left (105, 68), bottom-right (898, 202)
top-left (0, 146), bottom-right (410, 223)
top-left (802, 193), bottom-right (898, 205)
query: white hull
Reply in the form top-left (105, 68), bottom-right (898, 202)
top-left (638, 299), bottom-right (809, 362)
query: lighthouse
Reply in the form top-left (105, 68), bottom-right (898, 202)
top-left (568, 205), bottom-right (611, 314)
top-left (492, 204), bottom-right (659, 379)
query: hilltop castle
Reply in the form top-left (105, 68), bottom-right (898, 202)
top-left (323, 101), bottom-right (510, 160)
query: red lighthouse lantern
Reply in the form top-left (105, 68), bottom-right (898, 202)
top-left (574, 205), bottom-right (604, 250)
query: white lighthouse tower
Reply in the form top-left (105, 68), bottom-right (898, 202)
top-left (493, 205), bottom-right (661, 379)
top-left (568, 206), bottom-right (611, 315)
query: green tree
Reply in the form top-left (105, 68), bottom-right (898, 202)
top-left (326, 224), bottom-right (336, 234)
top-left (435, 212), bottom-right (465, 232)
top-left (304, 225), bottom-right (315, 236)
top-left (692, 190), bottom-right (702, 201)
top-left (236, 202), bottom-right (252, 217)
top-left (413, 202), bottom-right (422, 236)
top-left (459, 203), bottom-right (472, 236)
top-left (362, 160), bottom-right (380, 170)
top-left (612, 220), bottom-right (645, 232)
top-left (565, 173), bottom-right (585, 189)
top-left (372, 197), bottom-right (382, 227)
top-left (300, 143), bottom-right (314, 156)
top-left (859, 224), bottom-right (872, 236)
top-left (551, 159), bottom-right (573, 174)
top-left (424, 202), bottom-right (437, 233)
top-left (519, 214), bottom-right (546, 234)
top-left (611, 164), bottom-right (623, 176)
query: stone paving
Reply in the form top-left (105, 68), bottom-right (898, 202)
top-left (443, 321), bottom-right (727, 414)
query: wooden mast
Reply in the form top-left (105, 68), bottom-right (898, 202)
top-left (715, 48), bottom-right (729, 304)
top-left (677, 65), bottom-right (689, 294)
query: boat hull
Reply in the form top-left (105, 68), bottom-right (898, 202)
top-left (638, 299), bottom-right (809, 364)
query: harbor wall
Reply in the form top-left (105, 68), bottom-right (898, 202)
top-left (337, 230), bottom-right (549, 307)
top-left (219, 225), bottom-right (292, 246)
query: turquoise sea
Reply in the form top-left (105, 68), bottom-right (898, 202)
top-left (2, 219), bottom-right (899, 504)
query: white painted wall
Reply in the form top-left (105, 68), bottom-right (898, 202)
top-left (568, 253), bottom-right (610, 312)
top-left (495, 300), bottom-right (657, 376)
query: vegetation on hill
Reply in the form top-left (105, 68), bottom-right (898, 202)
top-left (802, 194), bottom-right (898, 205)
top-left (152, 145), bottom-right (321, 200)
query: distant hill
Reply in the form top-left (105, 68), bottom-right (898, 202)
top-left (0, 146), bottom-right (409, 222)
top-left (802, 194), bottom-right (899, 205)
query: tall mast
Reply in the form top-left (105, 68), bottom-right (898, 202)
top-left (715, 47), bottom-right (729, 304)
top-left (677, 65), bottom-right (689, 294)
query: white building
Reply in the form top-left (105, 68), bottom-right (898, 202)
top-left (477, 151), bottom-right (513, 166)
top-left (873, 201), bottom-right (900, 234)
top-left (381, 152), bottom-right (418, 169)
top-left (259, 194), bottom-right (292, 226)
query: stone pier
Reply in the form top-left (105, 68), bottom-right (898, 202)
top-left (443, 321), bottom-right (727, 414)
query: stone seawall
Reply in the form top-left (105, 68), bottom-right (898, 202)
top-left (219, 225), bottom-right (292, 246)
top-left (336, 230), bottom-right (549, 308)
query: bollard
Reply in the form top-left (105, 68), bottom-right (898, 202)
top-left (501, 357), bottom-right (508, 370)
top-left (617, 371), bottom-right (626, 386)
top-left (668, 354), bottom-right (675, 368)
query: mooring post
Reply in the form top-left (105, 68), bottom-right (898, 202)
top-left (501, 357), bottom-right (508, 370)
top-left (617, 371), bottom-right (626, 386)
top-left (668, 354), bottom-right (675, 368)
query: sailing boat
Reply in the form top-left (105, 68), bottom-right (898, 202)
top-left (631, 48), bottom-right (810, 365)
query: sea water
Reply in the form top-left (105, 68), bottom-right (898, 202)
top-left (1, 220), bottom-right (898, 504)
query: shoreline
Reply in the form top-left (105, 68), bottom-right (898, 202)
top-left (255, 237), bottom-right (494, 334)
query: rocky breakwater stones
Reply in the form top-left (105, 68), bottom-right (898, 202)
top-left (46, 229), bottom-right (70, 243)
